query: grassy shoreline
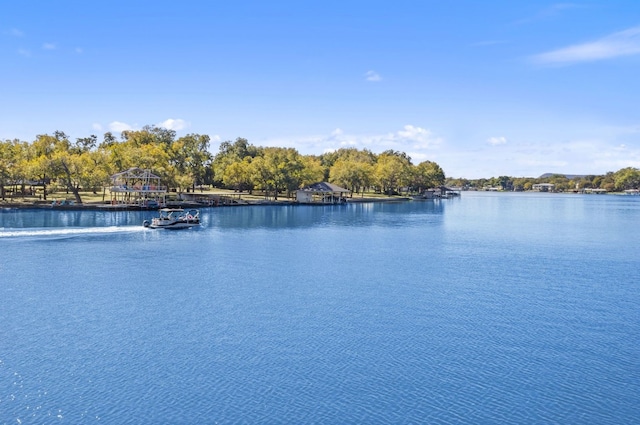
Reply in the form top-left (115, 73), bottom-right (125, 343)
top-left (1, 189), bottom-right (410, 210)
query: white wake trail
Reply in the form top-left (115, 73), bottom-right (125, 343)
top-left (0, 226), bottom-right (146, 238)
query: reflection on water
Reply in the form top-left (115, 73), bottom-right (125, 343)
top-left (0, 201), bottom-right (446, 233)
top-left (206, 201), bottom-right (445, 230)
top-left (0, 208), bottom-right (145, 229)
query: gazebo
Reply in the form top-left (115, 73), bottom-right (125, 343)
top-left (109, 168), bottom-right (167, 207)
top-left (296, 182), bottom-right (350, 204)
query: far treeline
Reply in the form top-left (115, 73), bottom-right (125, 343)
top-left (0, 125), bottom-right (446, 204)
top-left (446, 168), bottom-right (640, 193)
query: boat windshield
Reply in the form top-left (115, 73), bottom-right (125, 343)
top-left (158, 209), bottom-right (183, 219)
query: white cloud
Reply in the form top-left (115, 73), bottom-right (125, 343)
top-left (260, 125), bottom-right (442, 162)
top-left (541, 3), bottom-right (584, 18)
top-left (531, 26), bottom-right (640, 65)
top-left (514, 3), bottom-right (586, 25)
top-left (7, 28), bottom-right (24, 37)
top-left (364, 70), bottom-right (382, 82)
top-left (443, 135), bottom-right (640, 179)
top-left (339, 139), bottom-right (358, 147)
top-left (109, 121), bottom-right (133, 132)
top-left (487, 136), bottom-right (507, 146)
top-left (42, 43), bottom-right (56, 50)
top-left (158, 118), bottom-right (189, 131)
top-left (92, 123), bottom-right (103, 131)
top-left (17, 48), bottom-right (30, 57)
top-left (397, 125), bottom-right (437, 144)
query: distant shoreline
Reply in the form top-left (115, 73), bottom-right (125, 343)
top-left (3, 189), bottom-right (637, 212)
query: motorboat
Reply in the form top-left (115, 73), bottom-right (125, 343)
top-left (143, 208), bottom-right (200, 229)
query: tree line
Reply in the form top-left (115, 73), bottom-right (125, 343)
top-left (0, 126), bottom-right (446, 203)
top-left (446, 169), bottom-right (640, 192)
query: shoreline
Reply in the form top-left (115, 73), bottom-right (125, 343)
top-left (0, 196), bottom-right (411, 211)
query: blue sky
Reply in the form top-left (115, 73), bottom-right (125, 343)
top-left (1, 1), bottom-right (639, 178)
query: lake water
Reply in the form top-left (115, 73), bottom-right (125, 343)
top-left (1, 192), bottom-right (639, 424)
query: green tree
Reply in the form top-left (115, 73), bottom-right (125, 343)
top-left (548, 174), bottom-right (570, 192)
top-left (25, 133), bottom-right (61, 200)
top-left (0, 139), bottom-right (29, 200)
top-left (374, 153), bottom-right (411, 195)
top-left (84, 149), bottom-right (112, 194)
top-left (248, 156), bottom-right (273, 199)
top-left (330, 158), bottom-right (374, 196)
top-left (411, 161), bottom-right (445, 192)
top-left (497, 175), bottom-right (513, 191)
top-left (74, 135), bottom-right (97, 154)
top-left (299, 156), bottom-right (325, 188)
top-left (321, 147), bottom-right (376, 167)
top-left (170, 134), bottom-right (212, 191)
top-left (122, 125), bottom-right (176, 148)
top-left (223, 157), bottom-right (253, 192)
top-left (326, 149), bottom-right (376, 195)
top-left (264, 147), bottom-right (306, 199)
top-left (212, 138), bottom-right (259, 186)
top-left (600, 172), bottom-right (616, 191)
top-left (48, 131), bottom-right (90, 204)
top-left (614, 167), bottom-right (640, 190)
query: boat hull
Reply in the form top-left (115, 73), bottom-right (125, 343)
top-left (146, 221), bottom-right (199, 230)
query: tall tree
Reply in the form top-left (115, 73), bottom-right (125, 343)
top-left (49, 131), bottom-right (87, 204)
top-left (330, 158), bottom-right (374, 196)
top-left (262, 147), bottom-right (305, 199)
top-left (0, 139), bottom-right (29, 200)
top-left (374, 153), bottom-right (411, 195)
top-left (170, 133), bottom-right (212, 191)
top-left (614, 167), bottom-right (640, 190)
top-left (25, 133), bottom-right (60, 200)
top-left (411, 161), bottom-right (445, 193)
top-left (299, 156), bottom-right (325, 188)
top-left (212, 138), bottom-right (259, 186)
top-left (223, 157), bottom-right (253, 192)
top-left (248, 156), bottom-right (272, 199)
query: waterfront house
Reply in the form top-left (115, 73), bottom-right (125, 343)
top-left (532, 183), bottom-right (555, 192)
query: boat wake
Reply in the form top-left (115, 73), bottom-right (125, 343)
top-left (0, 226), bottom-right (146, 238)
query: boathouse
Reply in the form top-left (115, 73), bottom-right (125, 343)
top-left (109, 168), bottom-right (167, 207)
top-left (436, 186), bottom-right (461, 198)
top-left (584, 188), bottom-right (608, 194)
top-left (296, 182), bottom-right (350, 204)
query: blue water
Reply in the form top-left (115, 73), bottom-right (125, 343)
top-left (1, 192), bottom-right (639, 424)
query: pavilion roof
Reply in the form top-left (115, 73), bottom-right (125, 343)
top-left (299, 182), bottom-right (350, 193)
top-left (111, 168), bottom-right (161, 181)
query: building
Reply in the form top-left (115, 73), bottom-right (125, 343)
top-left (109, 168), bottom-right (167, 207)
top-left (584, 188), bottom-right (608, 194)
top-left (296, 182), bottom-right (350, 204)
top-left (532, 183), bottom-right (555, 192)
